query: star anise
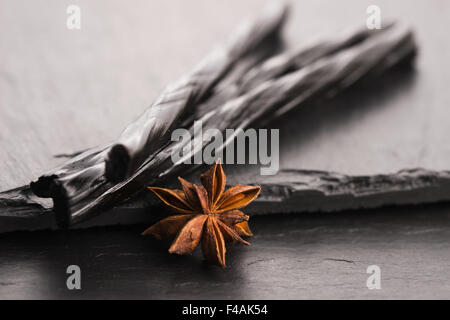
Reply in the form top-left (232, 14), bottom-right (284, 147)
top-left (142, 161), bottom-right (261, 267)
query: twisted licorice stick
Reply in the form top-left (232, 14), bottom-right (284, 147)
top-left (104, 2), bottom-right (289, 182)
top-left (30, 3), bottom-right (289, 227)
top-left (65, 22), bottom-right (416, 226)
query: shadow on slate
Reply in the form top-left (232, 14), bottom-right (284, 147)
top-left (224, 63), bottom-right (418, 179)
top-left (0, 202), bottom-right (448, 299)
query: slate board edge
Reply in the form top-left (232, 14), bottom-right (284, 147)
top-left (1, 167), bottom-right (450, 234)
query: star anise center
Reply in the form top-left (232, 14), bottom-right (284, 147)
top-left (142, 160), bottom-right (260, 267)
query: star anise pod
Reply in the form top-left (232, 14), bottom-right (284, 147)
top-left (142, 161), bottom-right (261, 267)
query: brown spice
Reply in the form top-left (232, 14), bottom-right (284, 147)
top-left (142, 161), bottom-right (260, 267)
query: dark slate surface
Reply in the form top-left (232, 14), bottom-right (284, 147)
top-left (0, 204), bottom-right (449, 299)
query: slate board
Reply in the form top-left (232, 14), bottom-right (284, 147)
top-left (2, 0), bottom-right (450, 232)
top-left (1, 0), bottom-right (450, 188)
